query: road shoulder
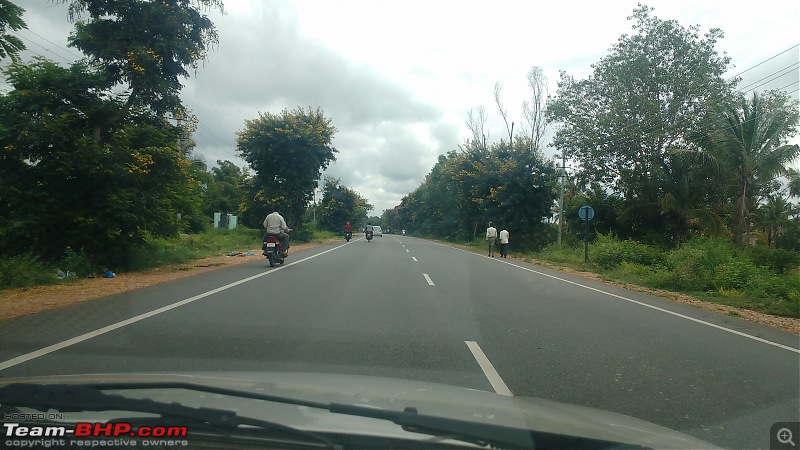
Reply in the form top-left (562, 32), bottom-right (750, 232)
top-left (0, 238), bottom-right (341, 322)
top-left (437, 239), bottom-right (799, 334)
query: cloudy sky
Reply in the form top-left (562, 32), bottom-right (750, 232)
top-left (6, 0), bottom-right (800, 213)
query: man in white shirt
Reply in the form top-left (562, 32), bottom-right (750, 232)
top-left (499, 228), bottom-right (510, 258)
top-left (486, 222), bottom-right (498, 257)
top-left (263, 211), bottom-right (291, 256)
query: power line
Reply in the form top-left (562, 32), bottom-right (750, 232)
top-left (11, 31), bottom-right (75, 64)
top-left (727, 44), bottom-right (799, 80)
top-left (197, 122), bottom-right (234, 149)
top-left (774, 80), bottom-right (799, 92)
top-left (737, 62), bottom-right (799, 93)
top-left (21, 29), bottom-right (83, 60)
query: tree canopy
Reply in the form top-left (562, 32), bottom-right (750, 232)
top-left (236, 107), bottom-right (337, 230)
top-left (547, 4), bottom-right (735, 201)
top-left (63, 0), bottom-right (224, 143)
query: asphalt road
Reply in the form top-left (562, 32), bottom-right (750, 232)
top-left (1, 235), bottom-right (798, 448)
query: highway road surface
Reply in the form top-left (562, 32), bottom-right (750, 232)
top-left (1, 235), bottom-right (798, 448)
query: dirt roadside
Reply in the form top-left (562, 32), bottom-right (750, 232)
top-left (443, 241), bottom-right (800, 334)
top-left (0, 238), bottom-right (341, 322)
top-left (2, 237), bottom-right (798, 334)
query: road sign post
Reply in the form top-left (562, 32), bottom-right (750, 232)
top-left (578, 205), bottom-right (595, 264)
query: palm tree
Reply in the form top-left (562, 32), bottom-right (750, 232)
top-left (757, 194), bottom-right (795, 248)
top-left (788, 167), bottom-right (800, 199)
top-left (695, 92), bottom-right (800, 246)
top-left (621, 153), bottom-right (723, 247)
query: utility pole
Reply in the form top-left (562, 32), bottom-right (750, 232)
top-left (558, 151), bottom-right (565, 246)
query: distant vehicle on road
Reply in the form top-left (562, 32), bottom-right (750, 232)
top-left (373, 226), bottom-right (383, 237)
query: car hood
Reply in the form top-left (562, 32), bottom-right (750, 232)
top-left (0, 371), bottom-right (718, 449)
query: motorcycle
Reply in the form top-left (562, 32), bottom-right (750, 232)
top-left (345, 230), bottom-right (352, 242)
top-left (365, 230), bottom-right (373, 242)
top-left (262, 233), bottom-right (288, 267)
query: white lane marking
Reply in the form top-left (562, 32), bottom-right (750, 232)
top-left (423, 273), bottom-right (435, 286)
top-left (412, 257), bottom-right (418, 262)
top-left (466, 341), bottom-right (513, 396)
top-left (406, 249), bottom-right (409, 253)
top-left (434, 242), bottom-right (800, 354)
top-left (0, 242), bottom-right (352, 371)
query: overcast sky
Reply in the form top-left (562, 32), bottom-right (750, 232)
top-left (5, 0), bottom-right (800, 213)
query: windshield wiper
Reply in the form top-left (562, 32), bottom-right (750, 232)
top-left (0, 381), bottom-right (644, 449)
top-left (0, 383), bottom-right (336, 449)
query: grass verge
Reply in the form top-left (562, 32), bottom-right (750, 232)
top-left (0, 226), bottom-right (341, 292)
top-left (454, 237), bottom-right (799, 318)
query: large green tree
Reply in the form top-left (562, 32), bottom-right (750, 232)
top-left (693, 91), bottom-right (800, 246)
top-left (236, 107), bottom-right (337, 230)
top-left (0, 0), bottom-right (25, 61)
top-left (0, 59), bottom-right (201, 263)
top-left (63, 0), bottom-right (224, 143)
top-left (317, 177), bottom-right (372, 233)
top-left (198, 160), bottom-right (248, 217)
top-left (546, 4), bottom-right (735, 203)
top-left (387, 137), bottom-right (556, 249)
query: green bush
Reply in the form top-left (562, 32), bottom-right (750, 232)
top-left (664, 238), bottom-right (734, 291)
top-left (713, 259), bottom-right (761, 291)
top-left (537, 243), bottom-right (584, 265)
top-left (59, 247), bottom-right (100, 277)
top-left (744, 246), bottom-right (800, 274)
top-left (0, 255), bottom-right (57, 290)
top-left (591, 234), bottom-right (664, 269)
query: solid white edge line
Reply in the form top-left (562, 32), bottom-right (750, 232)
top-left (412, 257), bottom-right (418, 261)
top-left (432, 241), bottom-right (800, 354)
top-left (0, 241), bottom-right (353, 371)
top-left (423, 273), bottom-right (435, 286)
top-left (465, 341), bottom-right (513, 396)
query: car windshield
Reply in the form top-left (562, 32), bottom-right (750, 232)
top-left (0, 1), bottom-right (798, 450)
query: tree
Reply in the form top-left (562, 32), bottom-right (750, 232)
top-left (388, 137), bottom-right (556, 248)
top-left (757, 195), bottom-right (795, 248)
top-left (0, 0), bottom-right (25, 61)
top-left (620, 152), bottom-right (723, 246)
top-left (465, 105), bottom-right (489, 149)
top-left (788, 167), bottom-right (800, 199)
top-left (0, 58), bottom-right (201, 264)
top-left (317, 177), bottom-right (372, 233)
top-left (62, 0), bottom-right (224, 143)
top-left (236, 107), bottom-right (337, 230)
top-left (521, 66), bottom-right (548, 155)
top-left (199, 160), bottom-right (247, 218)
top-left (494, 82), bottom-right (513, 143)
top-left (546, 4), bottom-right (735, 201)
top-left (693, 91), bottom-right (800, 246)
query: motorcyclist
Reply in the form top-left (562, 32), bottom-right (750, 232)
top-left (364, 222), bottom-right (374, 238)
top-left (263, 211), bottom-right (291, 257)
top-left (344, 221), bottom-right (352, 235)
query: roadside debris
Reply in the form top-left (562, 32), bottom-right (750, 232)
top-left (225, 251), bottom-right (256, 257)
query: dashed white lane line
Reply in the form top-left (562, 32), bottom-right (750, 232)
top-left (412, 257), bottom-right (418, 262)
top-left (406, 249), bottom-right (409, 253)
top-left (0, 242), bottom-right (352, 371)
top-left (423, 273), bottom-right (435, 286)
top-left (466, 341), bottom-right (513, 396)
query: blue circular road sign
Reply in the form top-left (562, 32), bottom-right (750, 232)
top-left (579, 205), bottom-right (595, 221)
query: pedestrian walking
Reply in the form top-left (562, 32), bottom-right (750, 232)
top-left (499, 228), bottom-right (509, 258)
top-left (486, 222), bottom-right (497, 257)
